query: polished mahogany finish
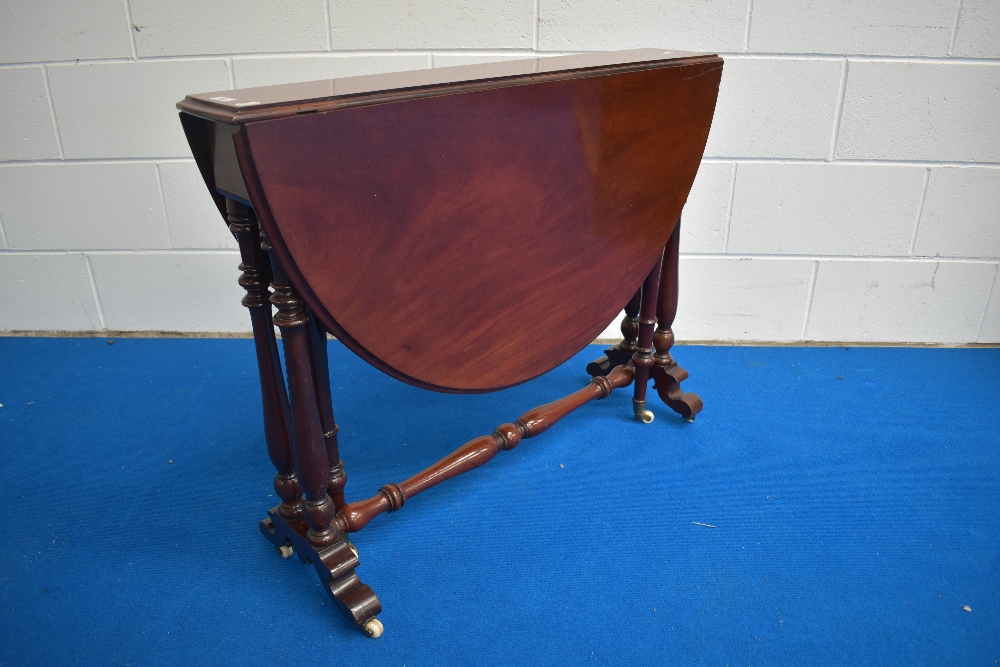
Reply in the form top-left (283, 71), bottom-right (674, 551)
top-left (181, 49), bottom-right (714, 124)
top-left (227, 202), bottom-right (301, 522)
top-left (587, 219), bottom-right (703, 421)
top-left (335, 364), bottom-right (634, 534)
top-left (181, 50), bottom-right (722, 392)
top-left (177, 49), bottom-right (721, 637)
top-left (652, 219), bottom-right (704, 421)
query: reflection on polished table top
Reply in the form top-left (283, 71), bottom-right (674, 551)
top-left (180, 49), bottom-right (722, 392)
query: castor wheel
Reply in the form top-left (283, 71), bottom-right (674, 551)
top-left (685, 416), bottom-right (695, 423)
top-left (363, 617), bottom-right (384, 638)
top-left (637, 410), bottom-right (654, 424)
top-left (278, 544), bottom-right (293, 558)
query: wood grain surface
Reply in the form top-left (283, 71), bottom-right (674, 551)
top-left (235, 57), bottom-right (722, 392)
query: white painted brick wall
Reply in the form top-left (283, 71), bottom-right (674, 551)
top-left (0, 254), bottom-right (103, 330)
top-left (703, 58), bottom-right (844, 159)
top-left (980, 273), bottom-right (1000, 343)
top-left (0, 1), bottom-right (132, 64)
top-left (0, 163), bottom-right (170, 249)
top-left (0, 68), bottom-right (60, 161)
top-left (952, 0), bottom-right (1000, 57)
top-left (679, 163), bottom-right (733, 254)
top-left (1, 0), bottom-right (997, 346)
top-left (48, 60), bottom-right (231, 158)
top-left (727, 164), bottom-right (926, 255)
top-left (331, 0), bottom-right (534, 49)
top-left (749, 1), bottom-right (956, 56)
top-left (130, 0), bottom-right (329, 57)
top-left (157, 162), bottom-right (237, 250)
top-left (539, 0), bottom-right (747, 53)
top-left (915, 168), bottom-right (1000, 258)
top-left (675, 258), bottom-right (816, 341)
top-left (805, 261), bottom-right (996, 342)
top-left (89, 253), bottom-right (247, 332)
top-left (837, 61), bottom-right (1000, 162)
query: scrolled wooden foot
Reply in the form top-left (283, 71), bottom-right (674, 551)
top-left (651, 364), bottom-right (703, 422)
top-left (260, 510), bottom-right (382, 632)
top-left (585, 354), bottom-right (612, 377)
top-left (363, 618), bottom-right (384, 638)
top-left (586, 347), bottom-right (634, 378)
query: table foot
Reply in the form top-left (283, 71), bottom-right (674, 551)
top-left (651, 363), bottom-right (703, 421)
top-left (586, 345), bottom-right (634, 378)
top-left (260, 508), bottom-right (383, 636)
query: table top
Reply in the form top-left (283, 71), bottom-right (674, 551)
top-left (179, 50), bottom-right (723, 393)
top-left (178, 49), bottom-right (716, 124)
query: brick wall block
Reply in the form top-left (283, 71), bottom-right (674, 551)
top-left (837, 61), bottom-right (1000, 162)
top-left (0, 68), bottom-right (59, 161)
top-left (806, 260), bottom-right (996, 342)
top-left (978, 269), bottom-right (1000, 342)
top-left (915, 167), bottom-right (1000, 258)
top-left (0, 164), bottom-right (169, 250)
top-left (704, 58), bottom-right (843, 159)
top-left (48, 60), bottom-right (231, 159)
top-left (676, 257), bottom-right (814, 341)
top-left (131, 0), bottom-right (327, 57)
top-left (89, 253), bottom-right (248, 332)
top-left (681, 162), bottom-right (733, 253)
top-left (158, 162), bottom-right (236, 250)
top-left (539, 0), bottom-right (746, 53)
top-left (330, 0), bottom-right (533, 49)
top-left (750, 0), bottom-right (955, 56)
top-left (0, 254), bottom-right (102, 331)
top-left (728, 164), bottom-right (926, 255)
top-left (952, 0), bottom-right (1000, 57)
top-left (0, 0), bottom-right (131, 64)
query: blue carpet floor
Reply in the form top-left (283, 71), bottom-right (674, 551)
top-left (0, 338), bottom-right (997, 665)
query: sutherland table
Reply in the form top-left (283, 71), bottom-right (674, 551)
top-left (177, 48), bottom-right (723, 637)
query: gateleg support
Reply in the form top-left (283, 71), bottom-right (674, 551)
top-left (651, 216), bottom-right (703, 422)
top-left (263, 242), bottom-right (384, 638)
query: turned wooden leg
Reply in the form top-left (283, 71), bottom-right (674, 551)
top-left (651, 217), bottom-right (704, 422)
top-left (586, 288), bottom-right (642, 377)
top-left (268, 255), bottom-right (337, 547)
top-left (262, 242), bottom-right (382, 635)
top-left (307, 317), bottom-right (347, 510)
top-left (631, 251), bottom-right (665, 423)
top-left (227, 200), bottom-right (301, 533)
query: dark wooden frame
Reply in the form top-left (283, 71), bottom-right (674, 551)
top-left (178, 49), bottom-right (718, 637)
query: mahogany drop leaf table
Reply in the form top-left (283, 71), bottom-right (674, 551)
top-left (177, 49), bottom-right (722, 637)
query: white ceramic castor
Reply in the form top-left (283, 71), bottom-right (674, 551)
top-left (637, 410), bottom-right (654, 424)
top-left (363, 617), bottom-right (384, 638)
top-left (685, 416), bottom-right (695, 423)
top-left (278, 544), bottom-right (293, 558)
